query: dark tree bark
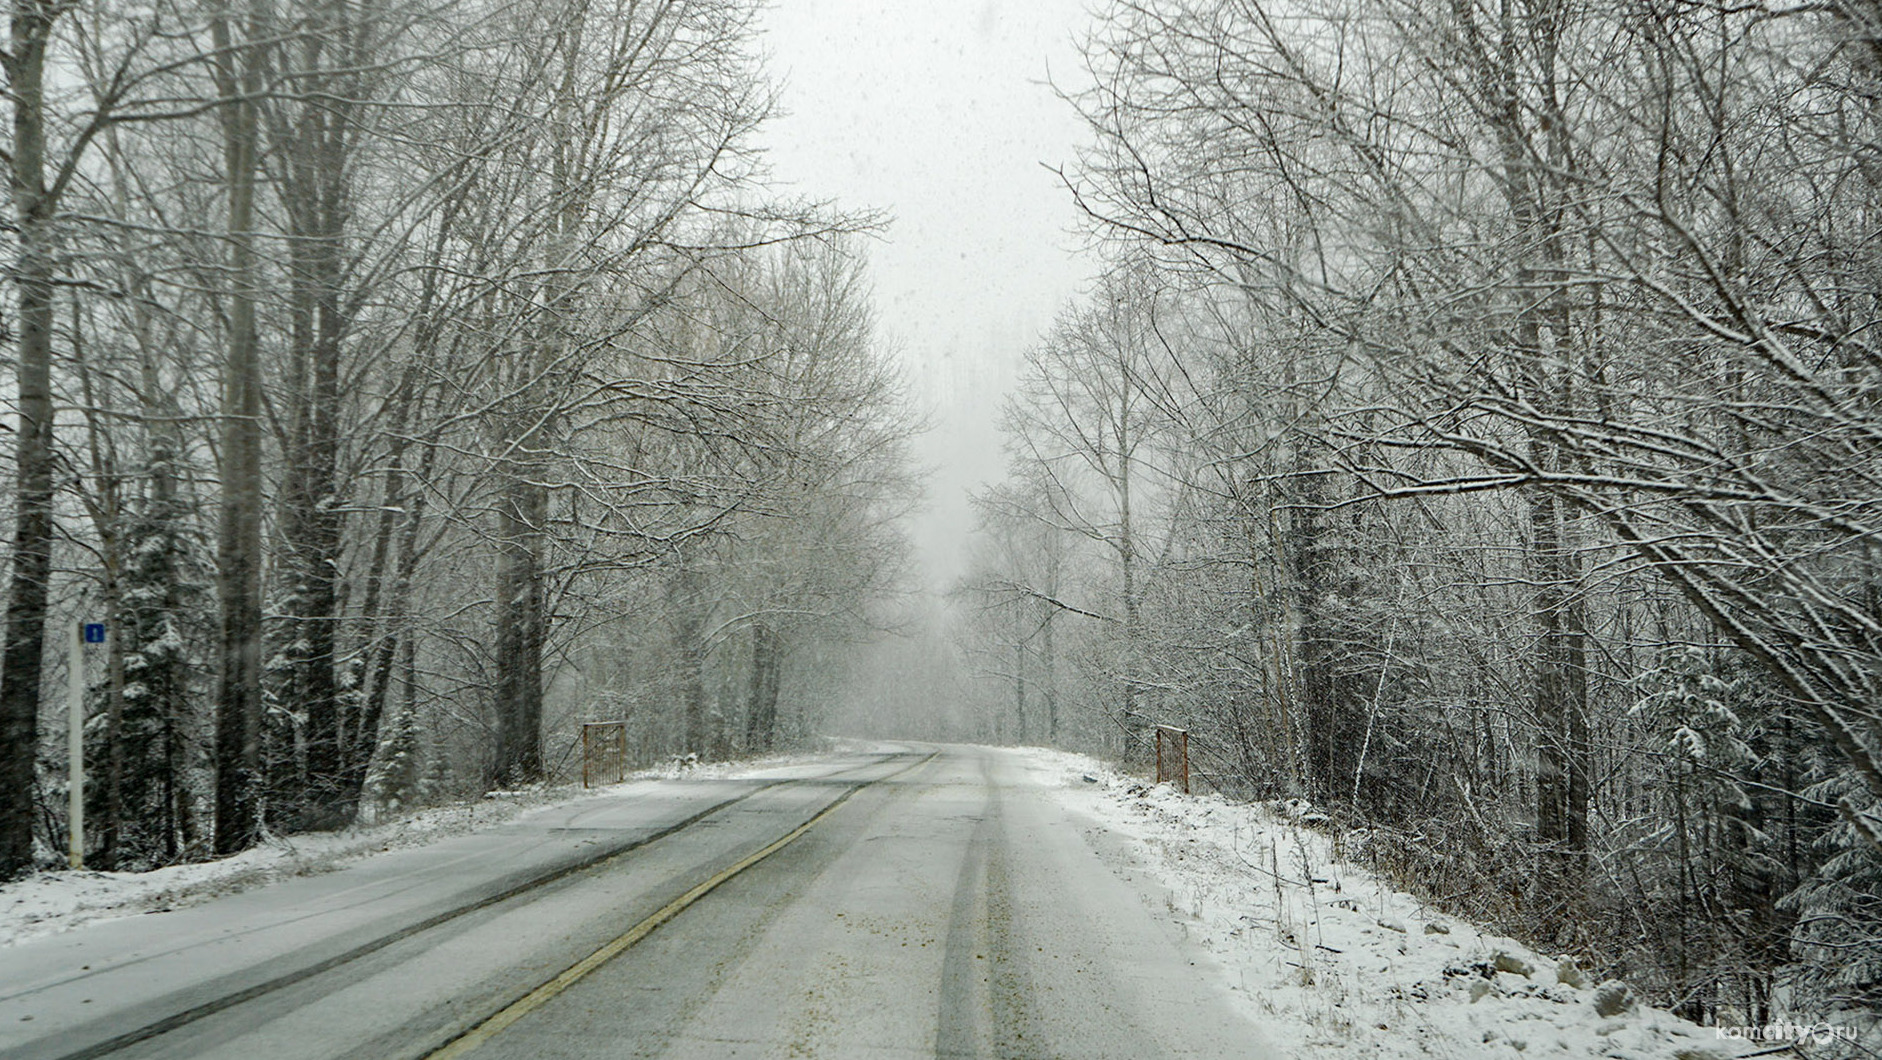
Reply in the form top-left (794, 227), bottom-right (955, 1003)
top-left (1012, 640), bottom-right (1027, 743)
top-left (1041, 527), bottom-right (1059, 743)
top-left (1283, 442), bottom-right (1371, 807)
top-left (671, 566), bottom-right (708, 754)
top-left (490, 480), bottom-right (545, 785)
top-left (745, 625), bottom-right (781, 752)
top-left (1531, 487), bottom-right (1591, 910)
top-left (1117, 418), bottom-right (1143, 757)
top-left (347, 423), bottom-right (435, 806)
top-left (0, 0), bottom-right (61, 880)
top-left (272, 3), bottom-right (356, 824)
top-left (212, 0), bottom-right (267, 855)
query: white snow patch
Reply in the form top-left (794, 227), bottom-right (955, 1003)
top-left (1012, 746), bottom-right (1769, 1060)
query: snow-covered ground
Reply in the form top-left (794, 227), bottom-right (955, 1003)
top-left (0, 745), bottom-right (845, 949)
top-left (1016, 747), bottom-right (1803, 1060)
top-left (6, 741), bottom-right (1858, 1060)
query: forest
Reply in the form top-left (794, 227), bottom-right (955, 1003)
top-left (947, 0), bottom-right (1882, 1037)
top-left (0, 0), bottom-right (916, 873)
top-left (1, 0), bottom-right (1878, 1046)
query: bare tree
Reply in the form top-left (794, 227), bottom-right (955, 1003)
top-left (208, 0), bottom-right (267, 855)
top-left (1057, 0), bottom-right (1882, 1015)
top-left (997, 265), bottom-right (1189, 756)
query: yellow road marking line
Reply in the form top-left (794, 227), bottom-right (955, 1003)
top-left (424, 785), bottom-right (866, 1060)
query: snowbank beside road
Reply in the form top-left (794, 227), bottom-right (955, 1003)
top-left (1016, 746), bottom-right (1770, 1060)
top-left (0, 744), bottom-right (852, 948)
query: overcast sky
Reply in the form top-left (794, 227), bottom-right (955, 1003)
top-left (756, 0), bottom-right (1099, 589)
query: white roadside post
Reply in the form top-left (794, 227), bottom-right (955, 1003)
top-left (68, 619), bottom-right (85, 869)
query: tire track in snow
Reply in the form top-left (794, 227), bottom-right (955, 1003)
top-left (33, 752), bottom-right (926, 1060)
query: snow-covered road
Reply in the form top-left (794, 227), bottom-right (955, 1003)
top-left (3, 742), bottom-right (1777, 1059)
top-left (0, 745), bottom-right (1274, 1060)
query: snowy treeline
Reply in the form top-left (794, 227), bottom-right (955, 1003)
top-left (0, 0), bottom-right (914, 876)
top-left (957, 0), bottom-right (1882, 1038)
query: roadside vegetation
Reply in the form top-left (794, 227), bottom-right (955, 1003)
top-left (0, 0), bottom-right (916, 877)
top-left (951, 0), bottom-right (1882, 1044)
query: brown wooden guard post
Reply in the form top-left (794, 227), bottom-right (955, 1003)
top-left (1155, 725), bottom-right (1189, 794)
top-left (582, 721), bottom-right (628, 788)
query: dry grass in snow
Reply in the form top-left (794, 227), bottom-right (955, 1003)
top-left (1016, 747), bottom-right (1796, 1060)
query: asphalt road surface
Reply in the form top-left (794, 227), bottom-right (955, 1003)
top-left (0, 744), bottom-right (1274, 1059)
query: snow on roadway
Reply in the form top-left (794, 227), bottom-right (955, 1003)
top-left (0, 740), bottom-right (1801, 1059)
top-left (1013, 747), bottom-right (1767, 1060)
top-left (0, 745), bottom-right (852, 949)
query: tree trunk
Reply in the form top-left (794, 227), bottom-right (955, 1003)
top-left (1457, 0), bottom-right (1591, 926)
top-left (1042, 608), bottom-right (1057, 744)
top-left (212, 1), bottom-right (266, 855)
top-left (346, 470), bottom-right (400, 801)
top-left (274, 14), bottom-right (354, 824)
top-left (745, 625), bottom-right (781, 752)
top-left (0, 0), bottom-right (59, 879)
top-left (673, 567), bottom-right (708, 755)
top-left (1012, 639), bottom-right (1027, 743)
top-left (345, 201), bottom-right (454, 805)
top-left (1117, 421), bottom-right (1142, 758)
top-left (490, 479), bottom-right (545, 785)
top-left (97, 556), bottom-right (126, 869)
top-left (1531, 484), bottom-right (1590, 922)
top-left (348, 431), bottom-right (434, 805)
top-left (1287, 467), bottom-right (1366, 806)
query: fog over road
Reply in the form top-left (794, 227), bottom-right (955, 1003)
top-left (0, 746), bottom-right (1272, 1060)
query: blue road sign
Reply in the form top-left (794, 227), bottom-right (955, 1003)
top-left (83, 623), bottom-right (105, 644)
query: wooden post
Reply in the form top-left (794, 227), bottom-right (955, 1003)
top-left (1155, 725), bottom-right (1189, 795)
